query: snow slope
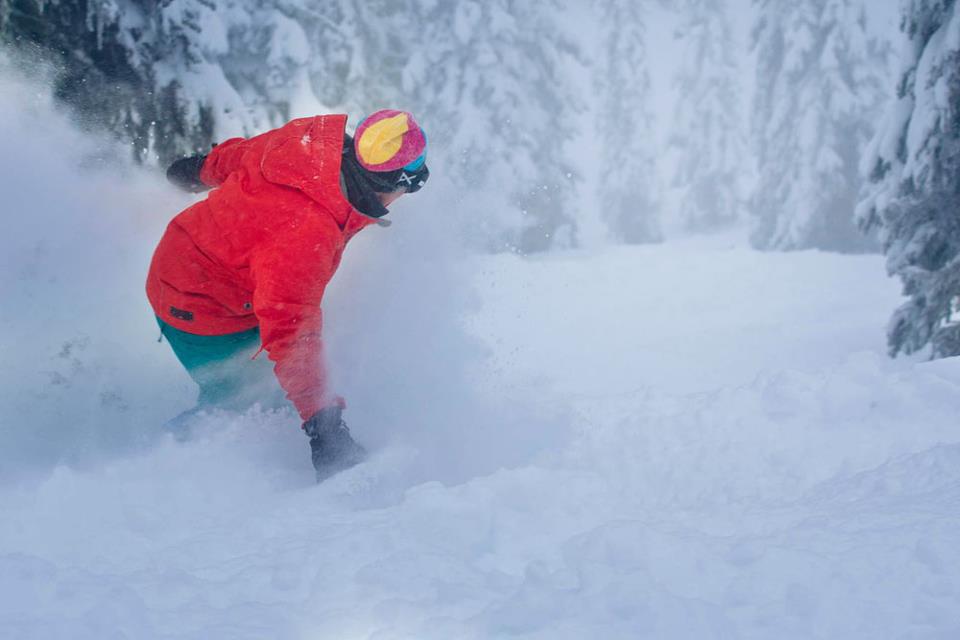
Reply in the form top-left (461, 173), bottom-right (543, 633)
top-left (2, 68), bottom-right (960, 639)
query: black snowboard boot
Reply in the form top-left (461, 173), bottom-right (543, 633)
top-left (302, 406), bottom-right (366, 482)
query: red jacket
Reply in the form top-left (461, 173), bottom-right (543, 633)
top-left (146, 115), bottom-right (377, 420)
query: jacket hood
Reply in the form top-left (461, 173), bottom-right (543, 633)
top-left (260, 115), bottom-right (350, 211)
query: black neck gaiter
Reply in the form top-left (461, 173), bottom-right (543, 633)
top-left (340, 134), bottom-right (390, 218)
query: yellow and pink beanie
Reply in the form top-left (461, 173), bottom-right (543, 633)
top-left (354, 109), bottom-right (427, 173)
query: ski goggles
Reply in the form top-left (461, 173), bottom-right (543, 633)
top-left (395, 131), bottom-right (428, 193)
top-left (363, 155), bottom-right (430, 194)
top-left (396, 161), bottom-right (429, 193)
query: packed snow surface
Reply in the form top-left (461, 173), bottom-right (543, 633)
top-left (2, 73), bottom-right (960, 639)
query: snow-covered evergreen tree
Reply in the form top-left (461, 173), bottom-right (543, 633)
top-left (593, 0), bottom-right (662, 244)
top-left (143, 0), bottom-right (257, 159)
top-left (0, 0), bottom-right (258, 161)
top-left (668, 0), bottom-right (746, 233)
top-left (1, 0), bottom-right (160, 159)
top-left (413, 1), bottom-right (583, 252)
top-left (750, 0), bottom-right (892, 251)
top-left (857, 0), bottom-right (960, 357)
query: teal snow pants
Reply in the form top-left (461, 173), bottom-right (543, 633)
top-left (157, 317), bottom-right (284, 412)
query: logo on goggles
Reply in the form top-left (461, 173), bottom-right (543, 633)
top-left (396, 163), bottom-right (429, 193)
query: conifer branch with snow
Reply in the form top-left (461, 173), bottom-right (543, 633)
top-left (858, 0), bottom-right (960, 357)
top-left (750, 0), bottom-right (892, 252)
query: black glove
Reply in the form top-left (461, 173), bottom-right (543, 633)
top-left (166, 154), bottom-right (209, 193)
top-left (303, 406), bottom-right (366, 482)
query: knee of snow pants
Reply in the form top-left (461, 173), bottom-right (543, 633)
top-left (156, 317), bottom-right (284, 412)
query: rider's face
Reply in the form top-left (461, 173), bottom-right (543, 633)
top-left (377, 190), bottom-right (405, 208)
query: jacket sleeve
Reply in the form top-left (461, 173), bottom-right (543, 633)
top-left (249, 223), bottom-right (340, 421)
top-left (199, 137), bottom-right (251, 187)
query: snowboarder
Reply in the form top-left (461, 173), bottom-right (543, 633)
top-left (147, 110), bottom-right (429, 480)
